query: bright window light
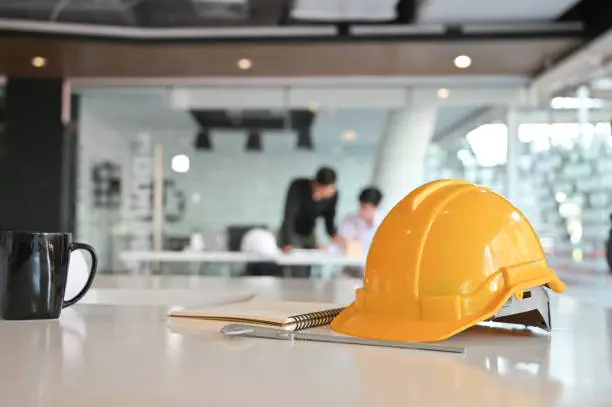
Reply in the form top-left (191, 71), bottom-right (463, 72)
top-left (456, 148), bottom-right (477, 168)
top-left (518, 123), bottom-right (611, 152)
top-left (466, 124), bottom-right (507, 167)
top-left (555, 192), bottom-right (567, 203)
top-left (550, 97), bottom-right (604, 110)
top-left (171, 154), bottom-right (190, 173)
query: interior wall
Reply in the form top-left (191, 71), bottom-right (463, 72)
top-left (153, 131), bottom-right (377, 236)
top-left (76, 94), bottom-right (385, 270)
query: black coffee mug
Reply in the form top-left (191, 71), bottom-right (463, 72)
top-left (0, 231), bottom-right (97, 320)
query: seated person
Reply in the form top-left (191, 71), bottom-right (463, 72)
top-left (330, 187), bottom-right (383, 278)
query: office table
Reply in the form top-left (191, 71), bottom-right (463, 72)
top-left (120, 250), bottom-right (365, 277)
top-left (0, 275), bottom-right (610, 407)
top-left (120, 250), bottom-right (366, 266)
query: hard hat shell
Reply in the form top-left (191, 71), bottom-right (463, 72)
top-left (240, 228), bottom-right (281, 256)
top-left (331, 179), bottom-right (566, 342)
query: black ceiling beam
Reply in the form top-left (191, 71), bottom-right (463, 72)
top-left (132, 0), bottom-right (283, 27)
top-left (133, 0), bottom-right (197, 27)
top-left (558, 0), bottom-right (612, 38)
top-left (394, 0), bottom-right (418, 23)
top-left (189, 109), bottom-right (316, 152)
top-left (277, 0), bottom-right (293, 25)
top-left (189, 109), bottom-right (315, 131)
top-left (0, 0), bottom-right (137, 26)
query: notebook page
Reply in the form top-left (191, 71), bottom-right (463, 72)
top-left (169, 300), bottom-right (345, 325)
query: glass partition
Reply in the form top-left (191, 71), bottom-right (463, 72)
top-left (426, 114), bottom-right (612, 272)
top-left (75, 88), bottom-right (388, 275)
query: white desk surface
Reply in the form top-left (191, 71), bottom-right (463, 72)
top-left (120, 249), bottom-right (366, 267)
top-left (1, 274), bottom-right (611, 407)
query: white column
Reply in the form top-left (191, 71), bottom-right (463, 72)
top-left (152, 143), bottom-right (164, 253)
top-left (577, 85), bottom-right (590, 129)
top-left (372, 107), bottom-right (437, 215)
top-left (506, 108), bottom-right (520, 204)
top-left (577, 85), bottom-right (592, 148)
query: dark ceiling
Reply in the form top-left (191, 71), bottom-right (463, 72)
top-left (0, 0), bottom-right (416, 27)
top-left (0, 0), bottom-right (604, 33)
top-left (0, 36), bottom-right (583, 77)
top-left (0, 0), bottom-right (608, 79)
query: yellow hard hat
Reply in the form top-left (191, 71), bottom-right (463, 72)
top-left (331, 179), bottom-right (566, 342)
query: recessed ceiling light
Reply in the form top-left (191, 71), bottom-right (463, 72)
top-left (237, 58), bottom-right (252, 70)
top-left (341, 130), bottom-right (358, 142)
top-left (454, 55), bottom-right (472, 69)
top-left (437, 88), bottom-right (450, 99)
top-left (31, 56), bottom-right (46, 68)
top-left (171, 154), bottom-right (190, 173)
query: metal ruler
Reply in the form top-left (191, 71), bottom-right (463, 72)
top-left (220, 323), bottom-right (465, 354)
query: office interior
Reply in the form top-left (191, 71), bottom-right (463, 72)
top-left (65, 84), bottom-right (612, 275)
top-left (1, 0), bottom-right (612, 405)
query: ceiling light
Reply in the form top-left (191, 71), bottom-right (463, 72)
top-left (31, 56), bottom-right (46, 68)
top-left (341, 130), bottom-right (357, 142)
top-left (237, 58), bottom-right (252, 70)
top-left (245, 130), bottom-right (262, 152)
top-left (171, 154), bottom-right (190, 173)
top-left (297, 129), bottom-right (314, 150)
top-left (437, 88), bottom-right (450, 99)
top-left (195, 130), bottom-right (212, 150)
top-left (454, 55), bottom-right (472, 69)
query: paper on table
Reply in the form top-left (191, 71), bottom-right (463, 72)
top-left (169, 299), bottom-right (346, 329)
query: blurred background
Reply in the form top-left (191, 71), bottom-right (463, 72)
top-left (0, 0), bottom-right (611, 276)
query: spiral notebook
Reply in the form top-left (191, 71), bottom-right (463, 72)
top-left (169, 300), bottom-right (346, 331)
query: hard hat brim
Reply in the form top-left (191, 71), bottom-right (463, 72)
top-left (331, 305), bottom-right (470, 343)
top-left (331, 269), bottom-right (565, 343)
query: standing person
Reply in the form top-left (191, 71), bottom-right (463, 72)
top-left (279, 166), bottom-right (341, 277)
top-left (331, 187), bottom-right (383, 278)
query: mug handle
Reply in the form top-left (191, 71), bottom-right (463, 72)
top-left (63, 242), bottom-right (98, 308)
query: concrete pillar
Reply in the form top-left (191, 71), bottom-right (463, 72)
top-left (372, 107), bottom-right (437, 215)
top-left (0, 78), bottom-right (77, 232)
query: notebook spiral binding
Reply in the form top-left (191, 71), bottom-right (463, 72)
top-left (291, 308), bottom-right (345, 330)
